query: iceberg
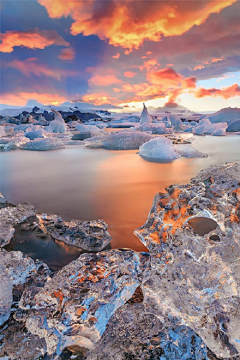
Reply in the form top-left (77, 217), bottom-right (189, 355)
top-left (47, 109), bottom-right (67, 133)
top-left (193, 118), bottom-right (227, 136)
top-left (25, 128), bottom-right (48, 140)
top-left (21, 138), bottom-right (65, 151)
top-left (0, 125), bottom-right (6, 137)
top-left (162, 114), bottom-right (184, 131)
top-left (75, 123), bottom-right (104, 137)
top-left (103, 130), bottom-right (152, 150)
top-left (84, 135), bottom-right (107, 149)
top-left (138, 123), bottom-right (173, 134)
top-left (140, 103), bottom-right (152, 125)
top-left (0, 136), bottom-right (30, 151)
top-left (226, 119), bottom-right (240, 132)
top-left (139, 137), bottom-right (180, 161)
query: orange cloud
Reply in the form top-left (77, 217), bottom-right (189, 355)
top-left (112, 53), bottom-right (120, 59)
top-left (0, 29), bottom-right (69, 53)
top-left (196, 84), bottom-right (240, 99)
top-left (147, 68), bottom-right (182, 85)
top-left (124, 71), bottom-right (137, 78)
top-left (81, 92), bottom-right (115, 105)
top-left (4, 58), bottom-right (79, 80)
top-left (211, 57), bottom-right (224, 63)
top-left (194, 64), bottom-right (205, 70)
top-left (143, 59), bottom-right (161, 72)
top-left (89, 74), bottom-right (122, 86)
top-left (58, 47), bottom-right (76, 60)
top-left (0, 92), bottom-right (68, 106)
top-left (38, 0), bottom-right (236, 49)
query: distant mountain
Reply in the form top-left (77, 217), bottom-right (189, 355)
top-left (208, 107), bottom-right (240, 124)
top-left (149, 102), bottom-right (192, 113)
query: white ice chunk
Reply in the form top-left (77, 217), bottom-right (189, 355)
top-left (75, 123), bottom-right (103, 136)
top-left (139, 137), bottom-right (180, 161)
top-left (103, 130), bottom-right (152, 150)
top-left (21, 138), bottom-right (65, 151)
top-left (140, 103), bottom-right (152, 125)
top-left (174, 144), bottom-right (208, 158)
top-left (47, 109), bottom-right (67, 133)
top-left (138, 123), bottom-right (173, 134)
top-left (0, 136), bottom-right (30, 151)
top-left (84, 136), bottom-right (107, 149)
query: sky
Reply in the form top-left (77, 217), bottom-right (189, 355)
top-left (0, 0), bottom-right (240, 112)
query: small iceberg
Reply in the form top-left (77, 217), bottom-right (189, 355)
top-left (21, 138), bottom-right (65, 151)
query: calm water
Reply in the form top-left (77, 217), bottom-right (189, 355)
top-left (1, 135), bottom-right (240, 252)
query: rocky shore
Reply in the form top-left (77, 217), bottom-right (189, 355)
top-left (0, 161), bottom-right (240, 359)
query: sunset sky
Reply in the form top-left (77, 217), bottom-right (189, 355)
top-left (0, 0), bottom-right (240, 111)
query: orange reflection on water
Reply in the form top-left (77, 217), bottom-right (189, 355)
top-left (95, 151), bottom-right (197, 251)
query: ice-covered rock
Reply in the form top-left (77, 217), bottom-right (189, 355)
top-left (139, 137), bottom-right (180, 161)
top-left (140, 103), bottom-right (152, 125)
top-left (0, 125), bottom-right (6, 137)
top-left (25, 128), bottom-right (48, 140)
top-left (226, 119), bottom-right (240, 132)
top-left (0, 203), bottom-right (36, 246)
top-left (174, 144), bottom-right (208, 158)
top-left (88, 303), bottom-right (210, 360)
top-left (135, 161), bottom-right (240, 358)
top-left (17, 250), bottom-right (150, 356)
top-left (103, 130), bottom-right (152, 150)
top-left (47, 109), bottom-right (67, 133)
top-left (0, 265), bottom-right (12, 326)
top-left (21, 138), bottom-right (65, 151)
top-left (193, 118), bottom-right (227, 136)
top-left (37, 213), bottom-right (112, 251)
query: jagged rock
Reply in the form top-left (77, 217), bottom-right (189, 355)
top-left (135, 161), bottom-right (240, 358)
top-left (0, 203), bottom-right (36, 246)
top-left (17, 250), bottom-right (150, 357)
top-left (87, 303), bottom-right (210, 360)
top-left (37, 214), bottom-right (112, 251)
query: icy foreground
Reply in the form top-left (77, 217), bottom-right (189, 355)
top-left (1, 161), bottom-right (240, 359)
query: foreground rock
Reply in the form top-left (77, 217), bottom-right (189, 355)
top-left (0, 203), bottom-right (36, 246)
top-left (135, 161), bottom-right (240, 358)
top-left (17, 250), bottom-right (150, 357)
top-left (37, 213), bottom-right (112, 251)
top-left (87, 303), bottom-right (211, 360)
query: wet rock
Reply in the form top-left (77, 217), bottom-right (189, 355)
top-left (87, 303), bottom-right (210, 360)
top-left (0, 203), bottom-right (36, 246)
top-left (37, 214), bottom-right (112, 251)
top-left (135, 161), bottom-right (240, 358)
top-left (17, 250), bottom-right (150, 357)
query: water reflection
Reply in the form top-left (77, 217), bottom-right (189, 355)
top-left (1, 135), bottom-right (240, 253)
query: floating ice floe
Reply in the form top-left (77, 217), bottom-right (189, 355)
top-left (138, 123), bottom-right (173, 134)
top-left (72, 123), bottom-right (104, 140)
top-left (103, 130), bottom-right (152, 150)
top-left (174, 144), bottom-right (208, 158)
top-left (162, 114), bottom-right (184, 131)
top-left (21, 138), bottom-right (65, 151)
top-left (84, 135), bottom-right (107, 149)
top-left (193, 118), bottom-right (227, 136)
top-left (0, 136), bottom-right (30, 151)
top-left (139, 137), bottom-right (180, 161)
top-left (47, 109), bottom-right (67, 133)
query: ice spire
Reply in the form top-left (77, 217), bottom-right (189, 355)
top-left (140, 103), bottom-right (152, 125)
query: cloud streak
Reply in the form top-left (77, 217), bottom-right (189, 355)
top-left (0, 29), bottom-right (69, 53)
